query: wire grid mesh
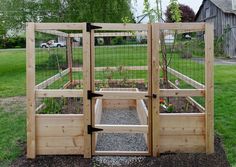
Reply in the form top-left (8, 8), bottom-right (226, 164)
top-left (159, 29), bottom-right (205, 89)
top-left (159, 29), bottom-right (206, 111)
top-left (35, 32), bottom-right (68, 89)
top-left (94, 30), bottom-right (149, 92)
top-left (36, 97), bottom-right (83, 114)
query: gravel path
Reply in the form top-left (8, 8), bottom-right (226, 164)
top-left (94, 107), bottom-right (148, 166)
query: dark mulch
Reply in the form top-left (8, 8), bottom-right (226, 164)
top-left (10, 136), bottom-right (230, 167)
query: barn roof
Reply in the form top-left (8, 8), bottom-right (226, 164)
top-left (196, 0), bottom-right (236, 20)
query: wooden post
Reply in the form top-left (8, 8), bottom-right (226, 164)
top-left (90, 30), bottom-right (96, 155)
top-left (151, 23), bottom-right (161, 156)
top-left (147, 24), bottom-right (152, 155)
top-left (205, 23), bottom-right (214, 154)
top-left (83, 24), bottom-right (92, 158)
top-left (26, 22), bottom-right (36, 159)
top-left (66, 37), bottom-right (73, 83)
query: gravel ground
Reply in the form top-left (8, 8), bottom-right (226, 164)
top-left (96, 107), bottom-right (148, 152)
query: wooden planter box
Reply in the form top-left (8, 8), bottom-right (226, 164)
top-left (94, 88), bottom-right (205, 153)
top-left (35, 114), bottom-right (84, 155)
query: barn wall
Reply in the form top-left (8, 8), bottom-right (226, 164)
top-left (196, 0), bottom-right (236, 57)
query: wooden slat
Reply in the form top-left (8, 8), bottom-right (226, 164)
top-left (95, 124), bottom-right (148, 133)
top-left (69, 31), bottom-right (148, 38)
top-left (37, 136), bottom-right (84, 147)
top-left (35, 23), bottom-right (86, 30)
top-left (95, 91), bottom-right (148, 100)
top-left (72, 66), bottom-right (148, 72)
top-left (205, 23), bottom-right (214, 154)
top-left (26, 22), bottom-right (36, 159)
top-left (167, 67), bottom-right (205, 89)
top-left (93, 23), bottom-right (148, 31)
top-left (94, 151), bottom-right (150, 156)
top-left (152, 23), bottom-right (161, 156)
top-left (35, 89), bottom-right (83, 97)
top-left (147, 24), bottom-right (152, 155)
top-left (36, 30), bottom-right (68, 37)
top-left (36, 114), bottom-right (84, 137)
top-left (73, 79), bottom-right (146, 84)
top-left (136, 100), bottom-right (148, 125)
top-left (37, 147), bottom-right (84, 155)
top-left (36, 114), bottom-right (83, 124)
top-left (63, 81), bottom-right (71, 89)
top-left (35, 68), bottom-right (70, 89)
top-left (67, 37), bottom-right (73, 83)
top-left (35, 103), bottom-right (45, 113)
top-left (160, 89), bottom-right (205, 97)
top-left (160, 113), bottom-right (205, 128)
top-left (95, 99), bottom-right (102, 124)
top-left (83, 28), bottom-right (92, 158)
top-left (160, 135), bottom-right (205, 153)
top-left (159, 23), bottom-right (205, 30)
top-left (103, 99), bottom-right (136, 109)
top-left (168, 80), bottom-right (205, 112)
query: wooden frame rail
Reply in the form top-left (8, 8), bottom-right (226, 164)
top-left (167, 67), bottom-right (205, 89)
top-left (35, 68), bottom-right (69, 89)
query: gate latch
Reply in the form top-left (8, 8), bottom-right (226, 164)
top-left (87, 125), bottom-right (103, 134)
top-left (86, 23), bottom-right (102, 32)
top-left (145, 94), bottom-right (157, 98)
top-left (87, 90), bottom-right (103, 100)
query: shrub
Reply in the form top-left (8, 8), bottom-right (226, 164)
top-left (48, 53), bottom-right (66, 69)
top-left (111, 36), bottom-right (124, 45)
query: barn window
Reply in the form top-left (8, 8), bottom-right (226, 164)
top-left (205, 7), bottom-right (210, 18)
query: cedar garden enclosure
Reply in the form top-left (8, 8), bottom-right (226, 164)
top-left (26, 22), bottom-right (214, 158)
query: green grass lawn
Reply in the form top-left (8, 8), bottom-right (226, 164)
top-left (0, 48), bottom-right (236, 166)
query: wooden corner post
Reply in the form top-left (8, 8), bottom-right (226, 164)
top-left (151, 23), bottom-right (161, 156)
top-left (205, 23), bottom-right (214, 153)
top-left (66, 36), bottom-right (73, 83)
top-left (83, 23), bottom-right (92, 158)
top-left (26, 22), bottom-right (36, 159)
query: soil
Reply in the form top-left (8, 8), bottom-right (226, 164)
top-left (10, 136), bottom-right (230, 167)
top-left (48, 82), bottom-right (200, 114)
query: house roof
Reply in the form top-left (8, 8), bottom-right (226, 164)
top-left (195, 0), bottom-right (236, 20)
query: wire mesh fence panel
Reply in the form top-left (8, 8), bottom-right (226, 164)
top-left (36, 97), bottom-right (83, 114)
top-left (158, 28), bottom-right (206, 111)
top-left (93, 30), bottom-right (149, 92)
top-left (160, 29), bottom-right (205, 89)
top-left (35, 32), bottom-right (68, 89)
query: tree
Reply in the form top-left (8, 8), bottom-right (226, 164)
top-left (143, 0), bottom-right (181, 90)
top-left (165, 4), bottom-right (195, 22)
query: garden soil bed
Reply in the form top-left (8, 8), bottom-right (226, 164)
top-left (10, 136), bottom-right (230, 167)
top-left (41, 82), bottom-right (200, 114)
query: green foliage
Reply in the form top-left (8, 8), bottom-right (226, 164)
top-left (48, 53), bottom-right (65, 69)
top-left (214, 25), bottom-right (231, 58)
top-left (41, 98), bottom-right (64, 114)
top-left (0, 107), bottom-right (25, 166)
top-left (169, 0), bottom-right (181, 22)
top-left (0, 37), bottom-right (26, 48)
top-left (111, 37), bottom-right (124, 45)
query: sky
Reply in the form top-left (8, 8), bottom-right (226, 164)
top-left (132, 0), bottom-right (203, 22)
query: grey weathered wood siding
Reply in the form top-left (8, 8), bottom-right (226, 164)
top-left (196, 0), bottom-right (236, 57)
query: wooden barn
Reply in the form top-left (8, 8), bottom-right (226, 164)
top-left (195, 0), bottom-right (236, 58)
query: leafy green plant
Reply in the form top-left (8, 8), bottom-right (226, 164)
top-left (41, 98), bottom-right (64, 114)
top-left (48, 53), bottom-right (65, 68)
top-left (214, 25), bottom-right (231, 58)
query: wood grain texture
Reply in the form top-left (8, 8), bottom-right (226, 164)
top-left (26, 22), bottom-right (36, 159)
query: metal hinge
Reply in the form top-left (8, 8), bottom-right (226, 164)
top-left (87, 90), bottom-right (103, 100)
top-left (87, 125), bottom-right (103, 134)
top-left (86, 23), bottom-right (102, 32)
top-left (145, 94), bottom-right (157, 98)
